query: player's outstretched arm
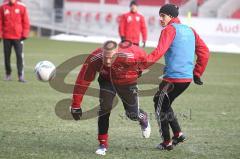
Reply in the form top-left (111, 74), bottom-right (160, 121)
top-left (71, 51), bottom-right (99, 112)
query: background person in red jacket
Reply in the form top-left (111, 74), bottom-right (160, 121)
top-left (145, 4), bottom-right (210, 150)
top-left (0, 0), bottom-right (30, 82)
top-left (118, 0), bottom-right (147, 47)
top-left (70, 40), bottom-right (151, 156)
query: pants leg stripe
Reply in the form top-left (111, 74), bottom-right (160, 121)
top-left (156, 83), bottom-right (171, 139)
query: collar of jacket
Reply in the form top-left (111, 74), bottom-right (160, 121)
top-left (167, 18), bottom-right (181, 25)
top-left (130, 11), bottom-right (138, 14)
top-left (8, 1), bottom-right (17, 6)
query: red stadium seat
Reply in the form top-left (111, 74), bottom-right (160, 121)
top-left (105, 0), bottom-right (166, 6)
top-left (116, 14), bottom-right (122, 23)
top-left (74, 11), bottom-right (82, 21)
top-left (3, 0), bottom-right (21, 2)
top-left (105, 13), bottom-right (113, 23)
top-left (137, 0), bottom-right (165, 6)
top-left (66, 0), bottom-right (100, 3)
top-left (95, 12), bottom-right (101, 22)
top-left (231, 9), bottom-right (240, 19)
top-left (148, 16), bottom-right (155, 26)
top-left (66, 11), bottom-right (72, 16)
top-left (197, 0), bottom-right (205, 6)
top-left (169, 0), bottom-right (188, 6)
top-left (85, 12), bottom-right (92, 22)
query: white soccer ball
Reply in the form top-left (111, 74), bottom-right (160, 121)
top-left (34, 61), bottom-right (56, 82)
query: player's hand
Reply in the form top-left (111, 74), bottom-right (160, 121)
top-left (70, 107), bottom-right (82, 120)
top-left (142, 41), bottom-right (146, 48)
top-left (138, 70), bottom-right (143, 78)
top-left (121, 36), bottom-right (126, 42)
top-left (193, 75), bottom-right (203, 85)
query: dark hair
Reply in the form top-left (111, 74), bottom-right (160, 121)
top-left (159, 4), bottom-right (179, 18)
top-left (130, 0), bottom-right (138, 7)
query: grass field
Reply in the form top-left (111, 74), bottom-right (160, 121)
top-left (0, 38), bottom-right (240, 159)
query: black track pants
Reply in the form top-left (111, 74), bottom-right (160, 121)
top-left (154, 81), bottom-right (190, 141)
top-left (3, 39), bottom-right (24, 76)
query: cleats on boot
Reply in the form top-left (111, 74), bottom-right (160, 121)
top-left (140, 113), bottom-right (151, 138)
top-left (172, 134), bottom-right (186, 146)
top-left (4, 75), bottom-right (11, 81)
top-left (156, 142), bottom-right (173, 151)
top-left (95, 144), bottom-right (107, 156)
top-left (18, 76), bottom-right (26, 83)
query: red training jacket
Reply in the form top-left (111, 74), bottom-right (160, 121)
top-left (71, 43), bottom-right (147, 108)
top-left (0, 1), bottom-right (30, 39)
top-left (119, 11), bottom-right (147, 44)
top-left (146, 18), bottom-right (210, 83)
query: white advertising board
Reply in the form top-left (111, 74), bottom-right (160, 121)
top-left (63, 1), bottom-right (240, 53)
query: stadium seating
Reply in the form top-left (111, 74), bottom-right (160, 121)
top-left (216, 0), bottom-right (240, 18)
top-left (169, 0), bottom-right (189, 6)
top-left (105, 0), bottom-right (166, 6)
top-left (66, 0), bottom-right (100, 2)
top-left (198, 0), bottom-right (226, 17)
top-left (197, 0), bottom-right (205, 6)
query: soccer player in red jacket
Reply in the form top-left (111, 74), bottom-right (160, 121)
top-left (70, 40), bottom-right (151, 155)
top-left (145, 4), bottom-right (210, 150)
top-left (119, 0), bottom-right (147, 47)
top-left (0, 0), bottom-right (30, 82)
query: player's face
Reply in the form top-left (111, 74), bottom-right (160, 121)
top-left (159, 13), bottom-right (172, 27)
top-left (103, 50), bottom-right (116, 67)
top-left (130, 4), bottom-right (138, 13)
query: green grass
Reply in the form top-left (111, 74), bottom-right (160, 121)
top-left (0, 38), bottom-right (240, 159)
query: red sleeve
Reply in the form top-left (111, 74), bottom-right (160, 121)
top-left (192, 28), bottom-right (210, 77)
top-left (140, 15), bottom-right (147, 42)
top-left (71, 51), bottom-right (100, 108)
top-left (0, 6), bottom-right (3, 38)
top-left (144, 25), bottom-right (176, 68)
top-left (119, 14), bottom-right (125, 37)
top-left (22, 6), bottom-right (30, 38)
top-left (134, 46), bottom-right (148, 72)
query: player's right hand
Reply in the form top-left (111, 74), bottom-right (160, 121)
top-left (193, 75), bottom-right (203, 85)
top-left (121, 36), bottom-right (126, 42)
top-left (70, 107), bottom-right (82, 120)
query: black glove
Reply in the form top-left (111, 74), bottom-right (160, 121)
top-left (70, 107), bottom-right (82, 120)
top-left (21, 37), bottom-right (26, 41)
top-left (193, 75), bottom-right (203, 85)
top-left (121, 36), bottom-right (126, 42)
top-left (142, 41), bottom-right (146, 48)
top-left (0, 38), bottom-right (1, 42)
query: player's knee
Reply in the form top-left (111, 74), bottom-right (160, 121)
top-left (99, 105), bottom-right (112, 115)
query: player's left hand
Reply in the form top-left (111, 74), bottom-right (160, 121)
top-left (193, 75), bottom-right (203, 85)
top-left (70, 107), bottom-right (82, 120)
